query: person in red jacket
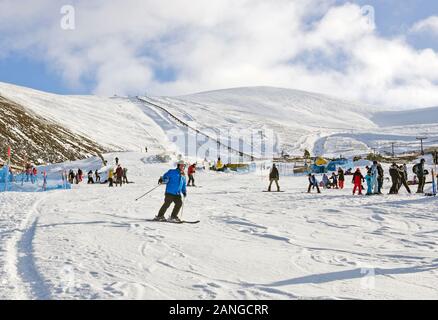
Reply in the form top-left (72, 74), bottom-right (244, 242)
top-left (31, 167), bottom-right (38, 184)
top-left (187, 163), bottom-right (196, 187)
top-left (352, 168), bottom-right (364, 195)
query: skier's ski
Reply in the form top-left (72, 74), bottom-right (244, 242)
top-left (167, 220), bottom-right (200, 224)
top-left (147, 219), bottom-right (200, 224)
top-left (263, 191), bottom-right (285, 193)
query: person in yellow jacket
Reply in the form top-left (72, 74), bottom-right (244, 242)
top-left (215, 158), bottom-right (224, 172)
top-left (108, 168), bottom-right (114, 187)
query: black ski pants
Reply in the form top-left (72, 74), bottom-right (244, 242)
top-left (158, 194), bottom-right (183, 219)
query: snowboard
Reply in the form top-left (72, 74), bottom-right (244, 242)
top-left (147, 219), bottom-right (200, 224)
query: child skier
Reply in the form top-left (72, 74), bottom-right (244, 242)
top-left (154, 160), bottom-right (187, 222)
top-left (331, 172), bottom-right (339, 189)
top-left (338, 168), bottom-right (345, 189)
top-left (352, 168), bottom-right (364, 195)
top-left (365, 170), bottom-right (373, 195)
top-left (108, 168), bottom-right (114, 187)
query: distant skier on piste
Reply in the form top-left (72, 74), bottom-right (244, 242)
top-left (307, 174), bottom-right (321, 193)
top-left (154, 160), bottom-right (187, 223)
top-left (268, 164), bottom-right (280, 192)
top-left (187, 163), bottom-right (196, 187)
top-left (413, 158), bottom-right (426, 193)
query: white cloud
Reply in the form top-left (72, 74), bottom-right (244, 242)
top-left (411, 16), bottom-right (438, 34)
top-left (1, 0), bottom-right (438, 108)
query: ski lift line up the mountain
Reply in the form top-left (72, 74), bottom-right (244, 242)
top-left (137, 96), bottom-right (261, 161)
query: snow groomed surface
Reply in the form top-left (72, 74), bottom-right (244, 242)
top-left (0, 152), bottom-right (437, 300)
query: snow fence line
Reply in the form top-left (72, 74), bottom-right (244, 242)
top-left (0, 166), bottom-right (71, 193)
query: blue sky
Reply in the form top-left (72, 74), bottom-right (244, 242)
top-left (352, 0), bottom-right (438, 47)
top-left (0, 0), bottom-right (438, 107)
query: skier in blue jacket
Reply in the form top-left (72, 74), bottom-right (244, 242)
top-left (154, 160), bottom-right (187, 222)
top-left (365, 170), bottom-right (373, 195)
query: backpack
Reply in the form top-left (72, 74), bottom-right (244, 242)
top-left (413, 164), bottom-right (419, 174)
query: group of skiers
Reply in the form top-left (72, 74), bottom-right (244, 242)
top-left (66, 157), bottom-right (130, 187)
top-left (68, 169), bottom-right (83, 185)
top-left (350, 161), bottom-right (385, 195)
top-left (151, 157), bottom-right (436, 222)
top-left (107, 164), bottom-right (129, 187)
top-left (307, 168), bottom-right (346, 193)
top-left (87, 170), bottom-right (101, 184)
top-left (388, 163), bottom-right (411, 194)
top-left (24, 163), bottom-right (39, 184)
top-left (305, 159), bottom-right (432, 196)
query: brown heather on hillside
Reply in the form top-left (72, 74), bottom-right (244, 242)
top-left (0, 95), bottom-right (107, 166)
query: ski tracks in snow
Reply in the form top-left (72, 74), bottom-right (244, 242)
top-left (0, 193), bottom-right (51, 299)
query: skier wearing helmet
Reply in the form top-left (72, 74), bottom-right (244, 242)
top-left (154, 160), bottom-right (188, 222)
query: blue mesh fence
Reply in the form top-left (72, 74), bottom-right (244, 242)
top-left (0, 165), bottom-right (71, 192)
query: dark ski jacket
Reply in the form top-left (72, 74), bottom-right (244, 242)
top-left (377, 164), bottom-right (384, 178)
top-left (270, 167), bottom-right (279, 180)
top-left (414, 162), bottom-right (425, 177)
top-left (389, 165), bottom-right (400, 180)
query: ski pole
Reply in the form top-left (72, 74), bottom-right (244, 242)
top-left (135, 184), bottom-right (162, 201)
top-left (181, 197), bottom-right (185, 219)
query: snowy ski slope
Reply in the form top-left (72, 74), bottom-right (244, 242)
top-left (1, 83), bottom-right (438, 300)
top-left (0, 152), bottom-right (437, 300)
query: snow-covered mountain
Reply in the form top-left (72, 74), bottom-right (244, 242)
top-left (1, 82), bottom-right (438, 164)
top-left (0, 82), bottom-right (172, 164)
top-left (149, 87), bottom-right (380, 158)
